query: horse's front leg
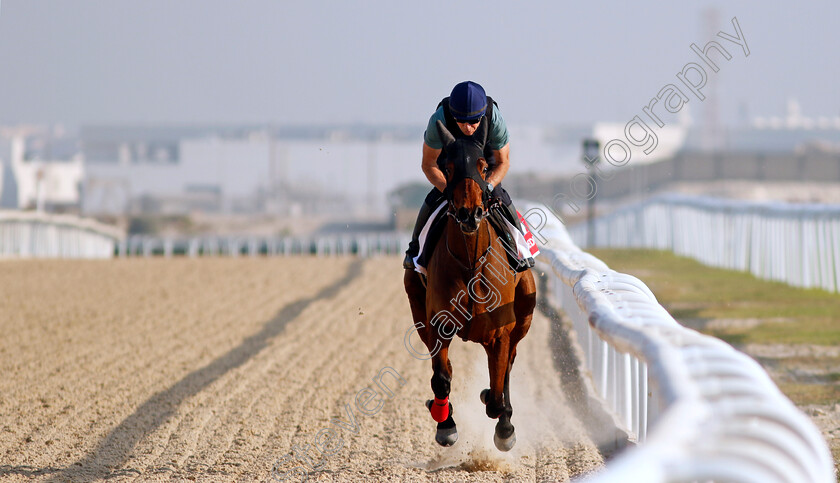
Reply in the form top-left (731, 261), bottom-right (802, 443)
top-left (484, 270), bottom-right (534, 451)
top-left (497, 348), bottom-right (517, 451)
top-left (481, 337), bottom-right (510, 419)
top-left (426, 345), bottom-right (458, 446)
top-left (481, 337), bottom-right (517, 451)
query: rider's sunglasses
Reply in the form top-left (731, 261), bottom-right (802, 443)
top-left (455, 116), bottom-right (483, 125)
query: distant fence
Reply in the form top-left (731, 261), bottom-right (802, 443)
top-left (523, 200), bottom-right (834, 482)
top-left (568, 193), bottom-right (840, 293)
top-left (117, 233), bottom-right (410, 258)
top-left (0, 211), bottom-right (121, 259)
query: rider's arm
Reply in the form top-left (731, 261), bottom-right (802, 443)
top-left (421, 143), bottom-right (447, 192)
top-left (422, 108), bottom-right (448, 193)
top-left (487, 143), bottom-right (510, 187)
top-left (486, 105), bottom-right (511, 188)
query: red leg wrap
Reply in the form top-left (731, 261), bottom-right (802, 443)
top-left (430, 396), bottom-right (449, 422)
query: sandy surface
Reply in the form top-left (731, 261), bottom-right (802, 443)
top-left (0, 257), bottom-right (603, 482)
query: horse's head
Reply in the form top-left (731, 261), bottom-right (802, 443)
top-left (437, 120), bottom-right (491, 234)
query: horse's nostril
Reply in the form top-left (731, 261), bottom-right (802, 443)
top-left (475, 207), bottom-right (483, 218)
top-left (458, 207), bottom-right (470, 222)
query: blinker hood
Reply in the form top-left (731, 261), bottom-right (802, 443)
top-left (435, 120), bottom-right (491, 202)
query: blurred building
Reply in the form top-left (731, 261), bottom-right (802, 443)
top-left (0, 132), bottom-right (84, 212)
top-left (79, 125), bottom-right (423, 217)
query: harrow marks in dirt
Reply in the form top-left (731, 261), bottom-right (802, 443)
top-left (0, 257), bottom-right (603, 482)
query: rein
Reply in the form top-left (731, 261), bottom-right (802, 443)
top-left (443, 216), bottom-right (493, 342)
top-left (444, 211), bottom-right (493, 276)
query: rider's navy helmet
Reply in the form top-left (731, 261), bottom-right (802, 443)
top-left (449, 81), bottom-right (487, 122)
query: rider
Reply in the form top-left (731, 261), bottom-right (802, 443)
top-left (403, 80), bottom-right (529, 271)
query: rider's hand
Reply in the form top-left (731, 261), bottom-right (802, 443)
top-left (484, 183), bottom-right (495, 198)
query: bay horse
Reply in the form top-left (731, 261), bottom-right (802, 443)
top-left (404, 119), bottom-right (537, 451)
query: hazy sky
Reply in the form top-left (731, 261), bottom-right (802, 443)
top-left (0, 0), bottom-right (837, 127)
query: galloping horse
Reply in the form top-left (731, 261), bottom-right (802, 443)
top-left (404, 120), bottom-right (537, 451)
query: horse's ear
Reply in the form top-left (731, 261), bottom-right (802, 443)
top-left (475, 118), bottom-right (488, 146)
top-left (436, 120), bottom-right (456, 149)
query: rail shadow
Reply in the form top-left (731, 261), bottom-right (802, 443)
top-left (536, 272), bottom-right (631, 459)
top-left (46, 258), bottom-right (365, 482)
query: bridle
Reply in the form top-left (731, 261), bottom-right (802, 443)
top-left (442, 152), bottom-right (494, 226)
top-left (444, 197), bottom-right (492, 226)
top-left (445, 213), bottom-right (493, 274)
top-left (433, 118), bottom-right (500, 336)
top-left (434, 117), bottom-right (499, 275)
top-left (443, 165), bottom-right (497, 275)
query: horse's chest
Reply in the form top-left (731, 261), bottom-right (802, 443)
top-left (426, 269), bottom-right (518, 343)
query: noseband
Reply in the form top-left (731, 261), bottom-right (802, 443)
top-left (443, 152), bottom-right (494, 229)
top-left (445, 181), bottom-right (492, 230)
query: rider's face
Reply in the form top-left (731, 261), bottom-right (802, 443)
top-left (455, 118), bottom-right (481, 136)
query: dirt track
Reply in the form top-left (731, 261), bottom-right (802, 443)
top-left (0, 257), bottom-right (603, 482)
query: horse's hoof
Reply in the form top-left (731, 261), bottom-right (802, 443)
top-left (494, 421), bottom-right (516, 452)
top-left (480, 388), bottom-right (489, 405)
top-left (493, 430), bottom-right (516, 452)
top-left (435, 426), bottom-right (458, 447)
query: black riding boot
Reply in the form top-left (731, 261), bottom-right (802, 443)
top-left (403, 202), bottom-right (435, 269)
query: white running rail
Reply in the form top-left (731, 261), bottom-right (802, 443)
top-left (569, 193), bottom-right (840, 293)
top-left (521, 201), bottom-right (835, 483)
top-left (0, 211), bottom-right (121, 259)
